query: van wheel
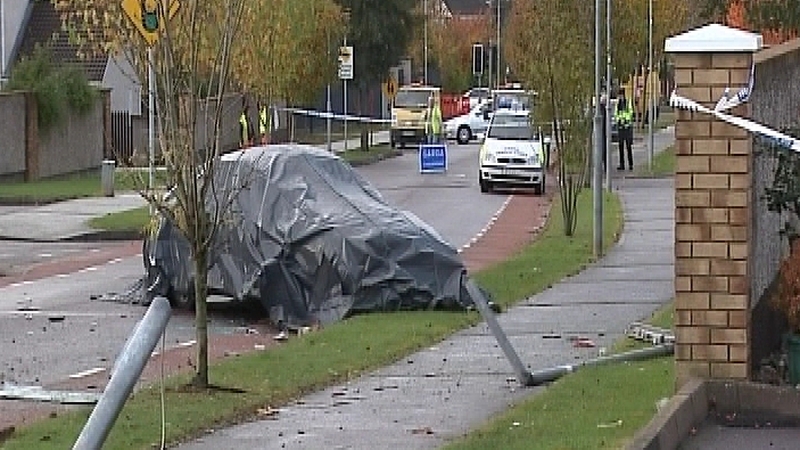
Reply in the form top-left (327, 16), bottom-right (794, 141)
top-left (534, 183), bottom-right (543, 196)
top-left (479, 173), bottom-right (490, 193)
top-left (457, 126), bottom-right (471, 144)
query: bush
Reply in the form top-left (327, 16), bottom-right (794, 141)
top-left (3, 46), bottom-right (98, 129)
top-left (777, 239), bottom-right (800, 333)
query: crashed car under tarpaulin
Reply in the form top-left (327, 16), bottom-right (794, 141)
top-left (144, 144), bottom-right (476, 327)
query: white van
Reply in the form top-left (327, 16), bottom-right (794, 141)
top-left (478, 109), bottom-right (546, 195)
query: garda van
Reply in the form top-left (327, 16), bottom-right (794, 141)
top-left (391, 84), bottom-right (441, 148)
top-left (478, 109), bottom-right (546, 195)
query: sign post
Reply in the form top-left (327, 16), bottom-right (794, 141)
top-left (122, 0), bottom-right (179, 210)
top-left (338, 43), bottom-right (353, 152)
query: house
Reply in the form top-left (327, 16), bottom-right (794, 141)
top-left (2, 0), bottom-right (141, 115)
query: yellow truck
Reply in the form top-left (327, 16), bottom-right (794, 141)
top-left (390, 84), bottom-right (441, 148)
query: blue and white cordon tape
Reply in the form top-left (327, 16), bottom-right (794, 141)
top-left (669, 63), bottom-right (799, 152)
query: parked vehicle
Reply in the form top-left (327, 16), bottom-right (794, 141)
top-left (478, 109), bottom-right (546, 195)
top-left (390, 84), bottom-right (441, 149)
top-left (462, 87), bottom-right (490, 110)
top-left (443, 99), bottom-right (492, 144)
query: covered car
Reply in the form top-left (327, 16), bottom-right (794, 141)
top-left (144, 144), bottom-right (475, 327)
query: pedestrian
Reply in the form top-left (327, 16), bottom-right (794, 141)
top-left (258, 101), bottom-right (269, 145)
top-left (614, 88), bottom-right (634, 170)
top-left (430, 95), bottom-right (442, 144)
top-left (239, 99), bottom-right (252, 149)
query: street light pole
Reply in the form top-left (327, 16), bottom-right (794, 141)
top-left (496, 0), bottom-right (500, 88)
top-left (326, 29), bottom-right (332, 152)
top-left (647, 0), bottom-right (654, 169)
top-left (424, 0), bottom-right (428, 84)
top-left (592, 0), bottom-right (603, 258)
top-left (605, 0), bottom-right (612, 191)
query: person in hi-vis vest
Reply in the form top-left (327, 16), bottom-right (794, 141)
top-left (424, 94), bottom-right (442, 144)
top-left (614, 88), bottom-right (634, 170)
top-left (239, 98), bottom-right (254, 149)
top-left (258, 101), bottom-right (269, 145)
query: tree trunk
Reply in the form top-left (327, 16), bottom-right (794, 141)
top-left (191, 250), bottom-right (209, 388)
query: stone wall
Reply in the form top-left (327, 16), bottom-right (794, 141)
top-left (749, 40), bottom-right (800, 367)
top-left (0, 89), bottom-right (110, 180)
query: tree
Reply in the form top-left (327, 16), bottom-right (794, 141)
top-left (506, 0), bottom-right (593, 236)
top-left (234, 0), bottom-right (344, 138)
top-left (332, 0), bottom-right (416, 111)
top-left (429, 12), bottom-right (492, 91)
top-left (55, 0), bottom-right (247, 388)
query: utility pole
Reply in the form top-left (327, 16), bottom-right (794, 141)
top-left (592, 0), bottom-right (603, 258)
top-left (326, 28), bottom-right (332, 152)
top-left (496, 0), bottom-right (501, 89)
top-left (343, 33), bottom-right (348, 152)
top-left (605, 0), bottom-right (612, 191)
top-left (647, 0), bottom-right (654, 170)
top-left (147, 47), bottom-right (155, 215)
top-left (424, 0), bottom-right (428, 84)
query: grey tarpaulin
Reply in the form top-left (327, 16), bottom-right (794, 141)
top-left (144, 144), bottom-right (475, 327)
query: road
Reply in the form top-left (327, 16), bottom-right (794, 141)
top-left (0, 141), bottom-right (510, 399)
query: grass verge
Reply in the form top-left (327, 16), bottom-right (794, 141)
top-left (0, 169), bottom-right (169, 204)
top-left (88, 206), bottom-right (152, 234)
top-left (338, 144), bottom-right (400, 166)
top-left (444, 300), bottom-right (675, 450)
top-left (634, 145), bottom-right (675, 178)
top-left (2, 189), bottom-right (623, 450)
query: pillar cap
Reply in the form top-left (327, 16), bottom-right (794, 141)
top-left (665, 23), bottom-right (763, 53)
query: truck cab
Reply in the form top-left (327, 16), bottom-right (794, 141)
top-left (391, 84), bottom-right (441, 149)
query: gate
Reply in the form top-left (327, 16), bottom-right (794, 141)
top-left (111, 111), bottom-right (134, 163)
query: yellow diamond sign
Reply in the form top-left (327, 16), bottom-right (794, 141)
top-left (122, 0), bottom-right (180, 46)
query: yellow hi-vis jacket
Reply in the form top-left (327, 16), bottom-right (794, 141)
top-left (259, 106), bottom-right (268, 136)
top-left (239, 112), bottom-right (249, 146)
top-left (426, 103), bottom-right (442, 136)
top-left (614, 97), bottom-right (634, 129)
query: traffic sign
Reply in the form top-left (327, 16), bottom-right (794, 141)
top-left (122, 0), bottom-right (180, 46)
top-left (383, 76), bottom-right (398, 100)
top-left (338, 45), bottom-right (353, 80)
top-left (419, 143), bottom-right (448, 174)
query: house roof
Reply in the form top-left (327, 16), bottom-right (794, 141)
top-left (15, 0), bottom-right (107, 82)
top-left (443, 0), bottom-right (489, 16)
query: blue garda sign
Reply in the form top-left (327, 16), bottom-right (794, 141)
top-left (419, 144), bottom-right (448, 174)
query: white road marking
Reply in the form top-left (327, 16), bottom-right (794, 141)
top-left (69, 367), bottom-right (106, 379)
top-left (458, 195), bottom-right (514, 253)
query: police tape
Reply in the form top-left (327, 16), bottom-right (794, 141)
top-left (276, 107), bottom-right (393, 124)
top-left (669, 90), bottom-right (800, 152)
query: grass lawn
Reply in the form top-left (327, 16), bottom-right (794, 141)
top-left (0, 168), bottom-right (169, 204)
top-left (88, 206), bottom-right (152, 234)
top-left (634, 145), bottom-right (675, 178)
top-left (444, 301), bottom-right (675, 450)
top-left (1, 189), bottom-right (623, 449)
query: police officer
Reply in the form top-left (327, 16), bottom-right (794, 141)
top-left (614, 88), bottom-right (634, 170)
top-left (425, 94), bottom-right (443, 144)
top-left (239, 99), bottom-right (253, 149)
top-left (258, 101), bottom-right (269, 145)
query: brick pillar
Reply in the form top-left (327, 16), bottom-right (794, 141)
top-left (667, 25), bottom-right (762, 388)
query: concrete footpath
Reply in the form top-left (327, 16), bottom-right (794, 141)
top-left (174, 130), bottom-right (676, 449)
top-left (0, 132), bottom-right (392, 242)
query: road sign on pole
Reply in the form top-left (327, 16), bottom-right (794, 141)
top-left (472, 43), bottom-right (484, 76)
top-left (122, 0), bottom-right (180, 46)
top-left (338, 45), bottom-right (353, 80)
top-left (383, 76), bottom-right (398, 101)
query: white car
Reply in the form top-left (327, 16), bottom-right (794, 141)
top-left (463, 87), bottom-right (490, 110)
top-left (478, 109), bottom-right (546, 195)
top-left (444, 99), bottom-right (492, 144)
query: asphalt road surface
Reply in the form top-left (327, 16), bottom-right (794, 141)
top-left (0, 141), bottom-right (511, 391)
